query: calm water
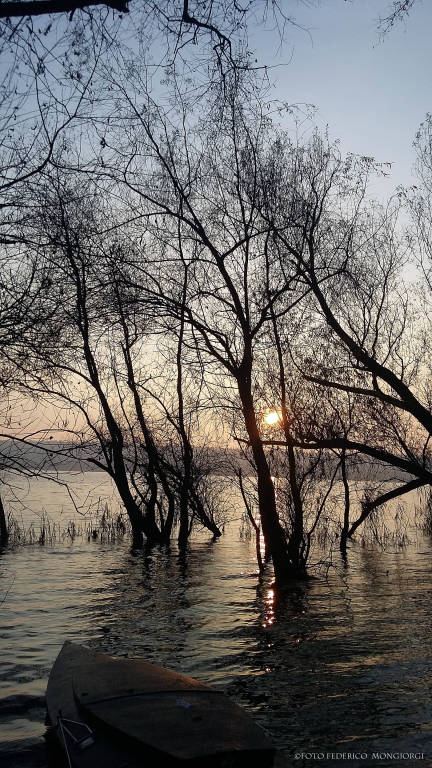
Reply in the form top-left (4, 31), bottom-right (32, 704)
top-left (0, 473), bottom-right (431, 768)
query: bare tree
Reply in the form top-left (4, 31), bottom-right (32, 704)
top-left (94, 84), bottom-right (327, 582)
top-left (0, 243), bottom-right (60, 543)
top-left (110, 260), bottom-right (222, 544)
top-left (248, 131), bottom-right (432, 543)
top-left (10, 171), bottom-right (223, 546)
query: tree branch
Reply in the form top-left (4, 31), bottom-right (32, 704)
top-left (348, 477), bottom-right (426, 539)
top-left (0, 0), bottom-right (128, 18)
top-left (260, 436), bottom-right (432, 483)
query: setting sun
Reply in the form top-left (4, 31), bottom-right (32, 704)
top-left (264, 411), bottom-right (281, 426)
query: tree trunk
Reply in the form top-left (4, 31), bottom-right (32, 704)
top-left (238, 377), bottom-right (301, 584)
top-left (112, 447), bottom-right (162, 546)
top-left (73, 266), bottom-right (163, 547)
top-left (286, 440), bottom-right (306, 574)
top-left (144, 464), bottom-right (160, 539)
top-left (237, 469), bottom-right (263, 573)
top-left (187, 484), bottom-right (221, 538)
top-left (161, 493), bottom-right (176, 542)
top-left (0, 492), bottom-right (8, 546)
top-left (178, 481), bottom-right (189, 548)
top-left (340, 448), bottom-right (350, 557)
top-left (269, 298), bottom-right (307, 578)
top-left (120, 329), bottom-right (177, 542)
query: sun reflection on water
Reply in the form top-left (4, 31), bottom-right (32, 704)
top-left (262, 587), bottom-right (275, 628)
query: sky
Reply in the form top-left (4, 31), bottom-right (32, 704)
top-left (250, 0), bottom-right (432, 198)
top-left (3, 0), bottom-right (431, 441)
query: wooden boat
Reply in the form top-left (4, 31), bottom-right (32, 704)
top-left (46, 641), bottom-right (275, 767)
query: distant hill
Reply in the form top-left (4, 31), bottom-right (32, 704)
top-left (0, 439), bottom-right (415, 482)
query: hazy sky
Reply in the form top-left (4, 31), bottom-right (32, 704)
top-left (250, 0), bottom-right (432, 197)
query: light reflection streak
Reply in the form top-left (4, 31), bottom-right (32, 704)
top-left (262, 587), bottom-right (275, 628)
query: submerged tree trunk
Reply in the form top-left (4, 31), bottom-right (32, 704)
top-left (340, 448), bottom-right (350, 557)
top-left (238, 374), bottom-right (302, 584)
top-left (176, 270), bottom-right (198, 547)
top-left (237, 469), bottom-right (263, 573)
top-left (187, 484), bottom-right (221, 538)
top-left (68, 256), bottom-right (164, 547)
top-left (0, 492), bottom-right (8, 546)
top-left (178, 482), bottom-right (190, 547)
top-left (112, 452), bottom-right (160, 547)
top-left (286, 440), bottom-right (306, 574)
top-left (270, 303), bottom-right (307, 578)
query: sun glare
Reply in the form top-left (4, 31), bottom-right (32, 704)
top-left (264, 411), bottom-right (280, 426)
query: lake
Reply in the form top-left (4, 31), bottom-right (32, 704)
top-left (0, 472), bottom-right (431, 767)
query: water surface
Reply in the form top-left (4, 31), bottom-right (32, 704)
top-left (0, 473), bottom-right (431, 768)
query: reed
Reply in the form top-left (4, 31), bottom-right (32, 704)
top-left (6, 503), bottom-right (129, 547)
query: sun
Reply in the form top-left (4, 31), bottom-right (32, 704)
top-left (264, 411), bottom-right (281, 426)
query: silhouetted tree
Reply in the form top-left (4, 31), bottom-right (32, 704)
top-left (97, 86), bottom-right (321, 582)
top-left (0, 247), bottom-right (60, 544)
top-left (10, 173), bottom-right (222, 545)
top-left (250, 132), bottom-right (432, 542)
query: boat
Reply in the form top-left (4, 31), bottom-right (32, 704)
top-left (46, 641), bottom-right (275, 767)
